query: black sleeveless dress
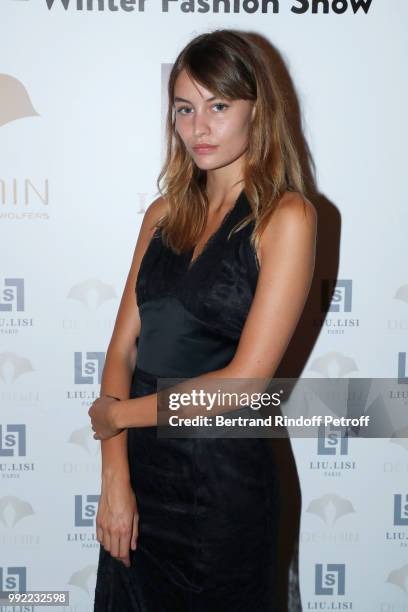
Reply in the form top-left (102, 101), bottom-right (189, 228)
top-left (93, 189), bottom-right (282, 611)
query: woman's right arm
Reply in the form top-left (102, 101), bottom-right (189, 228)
top-left (95, 195), bottom-right (168, 567)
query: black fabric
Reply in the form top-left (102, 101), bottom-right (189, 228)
top-left (93, 189), bottom-right (282, 611)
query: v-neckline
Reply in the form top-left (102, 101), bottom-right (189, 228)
top-left (186, 189), bottom-right (244, 273)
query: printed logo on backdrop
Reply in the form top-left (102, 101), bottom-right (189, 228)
top-left (68, 279), bottom-right (116, 310)
top-left (389, 431), bottom-right (408, 453)
top-left (397, 352), bottom-right (408, 385)
top-left (384, 494), bottom-right (408, 549)
top-left (0, 75), bottom-right (38, 128)
top-left (68, 425), bottom-right (100, 457)
top-left (307, 493), bottom-right (355, 527)
top-left (306, 563), bottom-right (353, 608)
top-left (315, 279), bottom-right (360, 334)
top-left (316, 563), bottom-right (346, 595)
top-left (63, 425), bottom-right (101, 480)
top-left (309, 351), bottom-right (352, 478)
top-left (74, 352), bottom-right (104, 385)
top-left (308, 351), bottom-right (358, 378)
top-left (0, 566), bottom-right (34, 611)
top-left (0, 351), bottom-right (40, 406)
top-left (0, 496), bottom-right (33, 526)
top-left (38, 0), bottom-right (374, 15)
top-left (301, 493), bottom-right (359, 547)
top-left (308, 374), bottom-right (398, 474)
top-left (381, 563), bottom-right (408, 612)
top-left (0, 424), bottom-right (35, 479)
top-left (310, 423), bottom-right (356, 478)
top-left (67, 494), bottom-right (100, 548)
top-left (388, 283), bottom-right (408, 334)
top-left (0, 496), bottom-right (40, 548)
top-left (381, 363), bottom-right (408, 452)
top-left (0, 566), bottom-right (29, 599)
top-left (385, 562), bottom-right (408, 596)
top-left (385, 429), bottom-right (408, 484)
top-left (307, 353), bottom-right (356, 476)
top-left (382, 376), bottom-right (408, 491)
top-left (67, 565), bottom-right (97, 597)
top-left (0, 278), bottom-right (34, 334)
top-left (0, 424), bottom-right (26, 457)
top-left (0, 353), bottom-right (34, 383)
top-left (0, 74), bottom-right (49, 223)
top-left (66, 352), bottom-right (105, 406)
top-left (63, 278), bottom-right (116, 334)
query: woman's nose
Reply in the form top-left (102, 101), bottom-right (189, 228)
top-left (193, 110), bottom-right (210, 136)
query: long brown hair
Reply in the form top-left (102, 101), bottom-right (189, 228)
top-left (155, 28), bottom-right (307, 255)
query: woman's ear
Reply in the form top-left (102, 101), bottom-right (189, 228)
top-left (251, 103), bottom-right (256, 122)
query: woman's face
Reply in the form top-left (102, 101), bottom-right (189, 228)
top-left (173, 68), bottom-right (255, 171)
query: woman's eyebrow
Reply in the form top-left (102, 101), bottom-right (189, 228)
top-left (174, 95), bottom-right (218, 103)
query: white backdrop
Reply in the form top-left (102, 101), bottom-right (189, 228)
top-left (1, 1), bottom-right (407, 610)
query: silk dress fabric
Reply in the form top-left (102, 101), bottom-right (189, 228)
top-left (93, 189), bottom-right (300, 611)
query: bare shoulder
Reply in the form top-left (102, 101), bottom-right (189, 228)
top-left (274, 190), bottom-right (316, 223)
top-left (229, 192), bottom-right (317, 378)
top-left (141, 195), bottom-right (169, 236)
top-left (265, 191), bottom-right (316, 236)
top-left (127, 194), bottom-right (169, 273)
top-left (132, 195), bottom-right (169, 270)
top-left (258, 191), bottom-right (317, 265)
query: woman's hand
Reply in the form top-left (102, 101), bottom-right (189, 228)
top-left (96, 478), bottom-right (139, 567)
top-left (88, 396), bottom-right (124, 440)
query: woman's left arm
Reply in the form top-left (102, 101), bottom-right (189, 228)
top-left (94, 194), bottom-right (317, 435)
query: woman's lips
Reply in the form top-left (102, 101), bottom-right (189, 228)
top-left (192, 145), bottom-right (218, 155)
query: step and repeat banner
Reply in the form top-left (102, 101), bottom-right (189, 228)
top-left (1, 1), bottom-right (407, 610)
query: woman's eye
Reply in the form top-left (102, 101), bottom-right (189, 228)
top-left (213, 103), bottom-right (228, 112)
top-left (176, 106), bottom-right (192, 115)
top-left (175, 103), bottom-right (229, 115)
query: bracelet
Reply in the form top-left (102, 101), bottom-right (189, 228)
top-left (104, 394), bottom-right (121, 402)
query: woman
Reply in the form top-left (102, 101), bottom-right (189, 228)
top-left (89, 29), bottom-right (316, 611)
